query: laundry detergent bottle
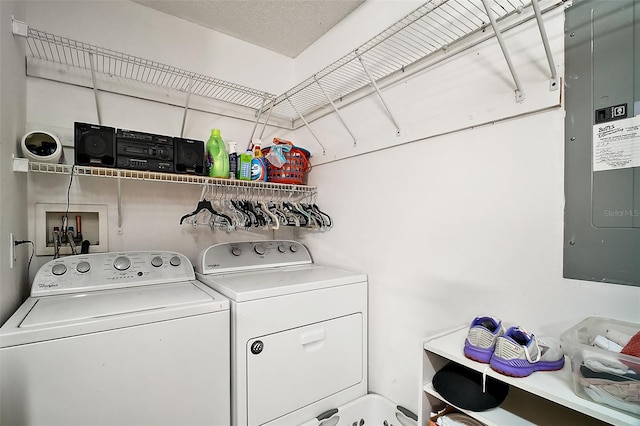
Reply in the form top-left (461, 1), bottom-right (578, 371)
top-left (206, 128), bottom-right (229, 178)
top-left (250, 138), bottom-right (267, 181)
top-left (227, 141), bottom-right (238, 179)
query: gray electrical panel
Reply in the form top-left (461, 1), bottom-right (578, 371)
top-left (564, 0), bottom-right (640, 286)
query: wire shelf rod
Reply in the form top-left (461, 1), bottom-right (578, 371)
top-left (314, 75), bottom-right (357, 146)
top-left (356, 52), bottom-right (401, 135)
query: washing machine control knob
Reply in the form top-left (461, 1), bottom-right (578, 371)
top-left (52, 263), bottom-right (67, 276)
top-left (254, 243), bottom-right (266, 256)
top-left (290, 244), bottom-right (298, 253)
top-left (113, 256), bottom-right (131, 271)
top-left (170, 256), bottom-right (181, 267)
top-left (277, 244), bottom-right (287, 253)
top-left (231, 247), bottom-right (242, 257)
top-left (76, 261), bottom-right (91, 273)
top-left (151, 256), bottom-right (163, 267)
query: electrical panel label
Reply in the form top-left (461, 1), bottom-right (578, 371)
top-left (595, 103), bottom-right (627, 123)
top-left (593, 115), bottom-right (640, 171)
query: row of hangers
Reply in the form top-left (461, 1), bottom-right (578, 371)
top-left (179, 185), bottom-right (332, 232)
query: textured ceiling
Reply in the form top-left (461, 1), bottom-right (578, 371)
top-left (131, 0), bottom-right (366, 58)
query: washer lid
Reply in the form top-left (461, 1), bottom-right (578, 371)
top-left (0, 281), bottom-right (229, 348)
top-left (196, 265), bottom-right (366, 302)
top-left (21, 281), bottom-right (219, 328)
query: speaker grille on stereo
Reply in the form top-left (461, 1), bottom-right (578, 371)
top-left (74, 122), bottom-right (116, 167)
top-left (175, 138), bottom-right (205, 175)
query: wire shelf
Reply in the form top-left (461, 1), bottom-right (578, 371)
top-left (18, 0), bottom-right (557, 127)
top-left (27, 162), bottom-right (317, 201)
top-left (270, 0), bottom-right (535, 119)
top-left (25, 28), bottom-right (276, 112)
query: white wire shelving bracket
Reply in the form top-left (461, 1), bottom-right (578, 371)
top-left (480, 0), bottom-right (525, 102)
top-left (531, 0), bottom-right (560, 91)
top-left (11, 0), bottom-right (563, 151)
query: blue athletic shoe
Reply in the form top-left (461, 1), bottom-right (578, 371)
top-left (464, 316), bottom-right (504, 363)
top-left (489, 326), bottom-right (565, 377)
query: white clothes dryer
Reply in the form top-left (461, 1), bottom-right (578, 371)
top-left (195, 240), bottom-right (367, 426)
top-left (0, 251), bottom-right (230, 426)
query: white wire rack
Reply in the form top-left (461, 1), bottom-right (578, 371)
top-left (24, 27), bottom-right (276, 112)
top-left (26, 161), bottom-right (318, 201)
top-left (269, 0), bottom-right (557, 120)
top-left (14, 0), bottom-right (561, 136)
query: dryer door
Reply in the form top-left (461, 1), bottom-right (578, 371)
top-left (246, 313), bottom-right (363, 425)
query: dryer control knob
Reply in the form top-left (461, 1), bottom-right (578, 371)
top-left (151, 256), bottom-right (163, 267)
top-left (52, 263), bottom-right (67, 276)
top-left (231, 247), bottom-right (242, 257)
top-left (170, 256), bottom-right (182, 267)
top-left (251, 340), bottom-right (264, 354)
top-left (277, 244), bottom-right (287, 253)
top-left (113, 256), bottom-right (131, 271)
top-left (254, 244), bottom-right (266, 256)
top-left (76, 261), bottom-right (91, 273)
top-left (290, 244), bottom-right (298, 253)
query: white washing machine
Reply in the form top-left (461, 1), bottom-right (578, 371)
top-left (0, 251), bottom-right (230, 426)
top-left (195, 240), bottom-right (367, 426)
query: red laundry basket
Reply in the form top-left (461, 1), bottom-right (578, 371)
top-left (262, 146), bottom-right (311, 185)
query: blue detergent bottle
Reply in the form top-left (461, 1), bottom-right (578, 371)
top-left (206, 128), bottom-right (229, 178)
top-left (250, 139), bottom-right (267, 181)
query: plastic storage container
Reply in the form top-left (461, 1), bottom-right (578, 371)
top-left (261, 146), bottom-right (311, 185)
top-left (299, 393), bottom-right (417, 426)
top-left (560, 317), bottom-right (640, 419)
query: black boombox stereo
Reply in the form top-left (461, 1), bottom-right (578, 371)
top-left (116, 128), bottom-right (174, 173)
top-left (73, 122), bottom-right (205, 175)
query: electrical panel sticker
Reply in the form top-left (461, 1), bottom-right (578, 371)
top-left (592, 115), bottom-right (640, 172)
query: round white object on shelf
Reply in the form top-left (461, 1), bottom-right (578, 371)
top-left (21, 130), bottom-right (62, 163)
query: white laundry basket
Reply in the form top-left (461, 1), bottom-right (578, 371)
top-left (300, 394), bottom-right (418, 426)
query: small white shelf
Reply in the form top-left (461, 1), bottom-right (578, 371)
top-left (17, 160), bottom-right (317, 202)
top-left (423, 326), bottom-right (638, 426)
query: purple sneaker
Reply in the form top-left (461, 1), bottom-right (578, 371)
top-left (464, 316), bottom-right (504, 363)
top-left (489, 326), bottom-right (565, 377)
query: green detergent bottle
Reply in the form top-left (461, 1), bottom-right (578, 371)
top-left (206, 128), bottom-right (229, 178)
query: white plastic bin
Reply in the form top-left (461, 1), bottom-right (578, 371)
top-left (560, 317), bottom-right (640, 419)
top-left (299, 393), bottom-right (418, 426)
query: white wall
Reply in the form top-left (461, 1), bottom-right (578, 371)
top-left (293, 0), bottom-right (640, 417)
top-left (17, 0), bottom-right (640, 421)
top-left (0, 0), bottom-right (28, 324)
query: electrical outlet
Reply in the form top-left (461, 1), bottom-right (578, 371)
top-left (9, 233), bottom-right (15, 269)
